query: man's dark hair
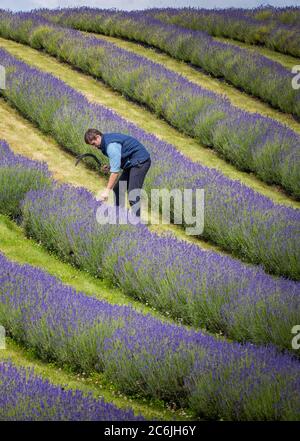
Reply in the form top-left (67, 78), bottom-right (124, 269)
top-left (84, 128), bottom-right (103, 144)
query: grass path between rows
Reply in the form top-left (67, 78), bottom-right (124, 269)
top-left (0, 37), bottom-right (299, 211)
top-left (85, 31), bottom-right (300, 135)
top-left (0, 213), bottom-right (154, 314)
top-left (0, 338), bottom-right (193, 421)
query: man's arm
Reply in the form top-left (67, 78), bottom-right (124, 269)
top-left (106, 172), bottom-right (120, 190)
top-left (99, 142), bottom-right (122, 200)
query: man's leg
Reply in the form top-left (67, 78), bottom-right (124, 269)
top-left (127, 159), bottom-right (151, 217)
top-left (113, 168), bottom-right (129, 210)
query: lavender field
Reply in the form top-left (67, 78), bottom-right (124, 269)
top-left (0, 5), bottom-right (299, 422)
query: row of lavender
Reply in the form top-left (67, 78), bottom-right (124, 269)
top-left (245, 6), bottom-right (300, 26)
top-left (0, 361), bottom-right (144, 421)
top-left (34, 7), bottom-right (300, 119)
top-left (0, 12), bottom-right (299, 199)
top-left (145, 7), bottom-right (300, 57)
top-left (0, 49), bottom-right (299, 281)
top-left (0, 138), bottom-right (52, 218)
top-left (0, 251), bottom-right (299, 420)
top-left (1, 139), bottom-right (299, 354)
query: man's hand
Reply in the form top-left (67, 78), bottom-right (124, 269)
top-left (101, 164), bottom-right (110, 174)
top-left (98, 172), bottom-right (119, 202)
top-left (99, 189), bottom-right (110, 201)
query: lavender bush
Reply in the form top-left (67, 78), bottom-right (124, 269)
top-left (0, 360), bottom-right (144, 421)
top-left (248, 6), bottom-right (300, 26)
top-left (0, 11), bottom-right (300, 198)
top-left (0, 253), bottom-right (299, 420)
top-left (0, 49), bottom-right (299, 280)
top-left (0, 140), bottom-right (52, 218)
top-left (34, 7), bottom-right (300, 117)
top-left (19, 184), bottom-right (300, 351)
top-left (145, 7), bottom-right (300, 58)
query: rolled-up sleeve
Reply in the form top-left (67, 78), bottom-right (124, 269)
top-left (106, 142), bottom-right (122, 173)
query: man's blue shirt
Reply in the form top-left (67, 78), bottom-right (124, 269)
top-left (106, 142), bottom-right (122, 173)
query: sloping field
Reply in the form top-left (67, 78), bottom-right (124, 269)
top-left (0, 7), bottom-right (299, 422)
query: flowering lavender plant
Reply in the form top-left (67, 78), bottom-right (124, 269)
top-left (1, 140), bottom-right (299, 351)
top-left (0, 139), bottom-right (52, 218)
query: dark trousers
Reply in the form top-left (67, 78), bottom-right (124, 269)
top-left (113, 158), bottom-right (151, 217)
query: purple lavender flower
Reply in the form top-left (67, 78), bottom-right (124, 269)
top-left (1, 140), bottom-right (299, 351)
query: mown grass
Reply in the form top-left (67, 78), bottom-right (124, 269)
top-left (0, 37), bottom-right (299, 210)
top-left (0, 338), bottom-right (193, 421)
top-left (0, 213), bottom-right (146, 311)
